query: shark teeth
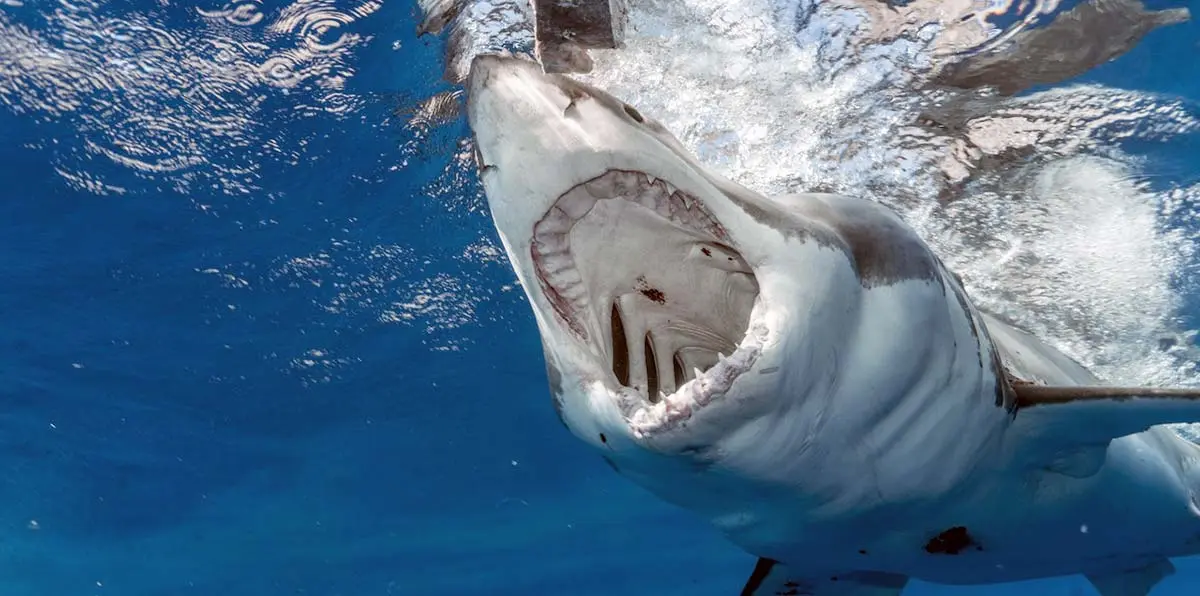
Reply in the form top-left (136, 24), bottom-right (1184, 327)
top-left (628, 327), bottom-right (765, 437)
top-left (531, 169), bottom-right (729, 341)
top-left (529, 167), bottom-right (759, 435)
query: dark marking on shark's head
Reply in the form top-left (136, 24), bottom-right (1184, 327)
top-left (715, 186), bottom-right (939, 288)
top-left (828, 198), bottom-right (940, 287)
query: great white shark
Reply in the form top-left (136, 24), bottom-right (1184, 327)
top-left (465, 53), bottom-right (1200, 596)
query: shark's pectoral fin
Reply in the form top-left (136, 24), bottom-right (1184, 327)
top-left (1012, 384), bottom-right (1200, 476)
top-left (1085, 557), bottom-right (1175, 596)
top-left (740, 558), bottom-right (908, 596)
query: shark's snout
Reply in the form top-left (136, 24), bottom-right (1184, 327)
top-left (465, 54), bottom-right (767, 436)
top-left (466, 53), bottom-right (524, 96)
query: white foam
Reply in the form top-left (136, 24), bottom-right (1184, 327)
top-left (440, 0), bottom-right (1200, 432)
top-left (573, 1), bottom-right (1200, 430)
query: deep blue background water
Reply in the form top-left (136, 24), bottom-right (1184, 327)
top-left (2, 0), bottom-right (1200, 594)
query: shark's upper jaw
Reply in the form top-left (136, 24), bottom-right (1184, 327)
top-left (467, 54), bottom-right (766, 437)
top-left (532, 169), bottom-right (731, 339)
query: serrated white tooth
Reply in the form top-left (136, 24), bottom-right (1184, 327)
top-left (693, 367), bottom-right (705, 380)
top-left (537, 206), bottom-right (573, 236)
top-left (534, 233), bottom-right (569, 256)
top-left (658, 391), bottom-right (669, 403)
top-left (557, 266), bottom-right (582, 286)
top-left (646, 174), bottom-right (658, 186)
top-left (561, 280), bottom-right (587, 301)
top-left (635, 187), bottom-right (658, 210)
top-left (667, 400), bottom-right (692, 420)
top-left (540, 253), bottom-right (574, 276)
top-left (559, 186), bottom-right (598, 218)
top-left (614, 171), bottom-right (641, 196)
top-left (537, 243), bottom-right (568, 262)
top-left (584, 176), bottom-right (612, 199)
top-left (718, 352), bottom-right (727, 363)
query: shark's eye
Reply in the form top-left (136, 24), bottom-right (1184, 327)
top-left (623, 104), bottom-right (645, 123)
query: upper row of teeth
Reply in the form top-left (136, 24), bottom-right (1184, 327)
top-left (534, 171), bottom-right (726, 252)
top-left (531, 171), bottom-right (727, 328)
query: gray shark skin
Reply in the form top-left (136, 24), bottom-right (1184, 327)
top-left (466, 54), bottom-right (1200, 596)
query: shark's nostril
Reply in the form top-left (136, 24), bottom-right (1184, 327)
top-left (611, 303), bottom-right (630, 387)
top-left (645, 333), bottom-right (659, 403)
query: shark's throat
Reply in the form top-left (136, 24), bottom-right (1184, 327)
top-left (531, 169), bottom-right (762, 425)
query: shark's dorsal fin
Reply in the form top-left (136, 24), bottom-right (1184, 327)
top-left (740, 558), bottom-right (908, 596)
top-left (1085, 557), bottom-right (1175, 596)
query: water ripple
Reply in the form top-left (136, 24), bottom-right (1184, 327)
top-left (0, 0), bottom-right (383, 196)
top-left (197, 1), bottom-right (265, 27)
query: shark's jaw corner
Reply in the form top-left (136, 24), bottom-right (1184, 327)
top-left (466, 54), bottom-right (774, 444)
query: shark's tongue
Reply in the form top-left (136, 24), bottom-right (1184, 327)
top-left (531, 169), bottom-right (758, 403)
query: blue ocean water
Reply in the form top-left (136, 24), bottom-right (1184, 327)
top-left (1, 0), bottom-right (1199, 594)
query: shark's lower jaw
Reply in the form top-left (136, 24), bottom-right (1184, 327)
top-left (530, 168), bottom-right (764, 436)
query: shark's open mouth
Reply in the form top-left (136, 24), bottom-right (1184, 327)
top-left (531, 169), bottom-right (765, 433)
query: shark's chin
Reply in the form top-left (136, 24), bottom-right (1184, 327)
top-left (530, 167), bottom-right (766, 436)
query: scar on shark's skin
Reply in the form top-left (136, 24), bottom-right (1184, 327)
top-left (634, 276), bottom-right (666, 304)
top-left (924, 526), bottom-right (980, 555)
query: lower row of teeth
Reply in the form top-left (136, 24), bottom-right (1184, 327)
top-left (628, 344), bottom-right (762, 433)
